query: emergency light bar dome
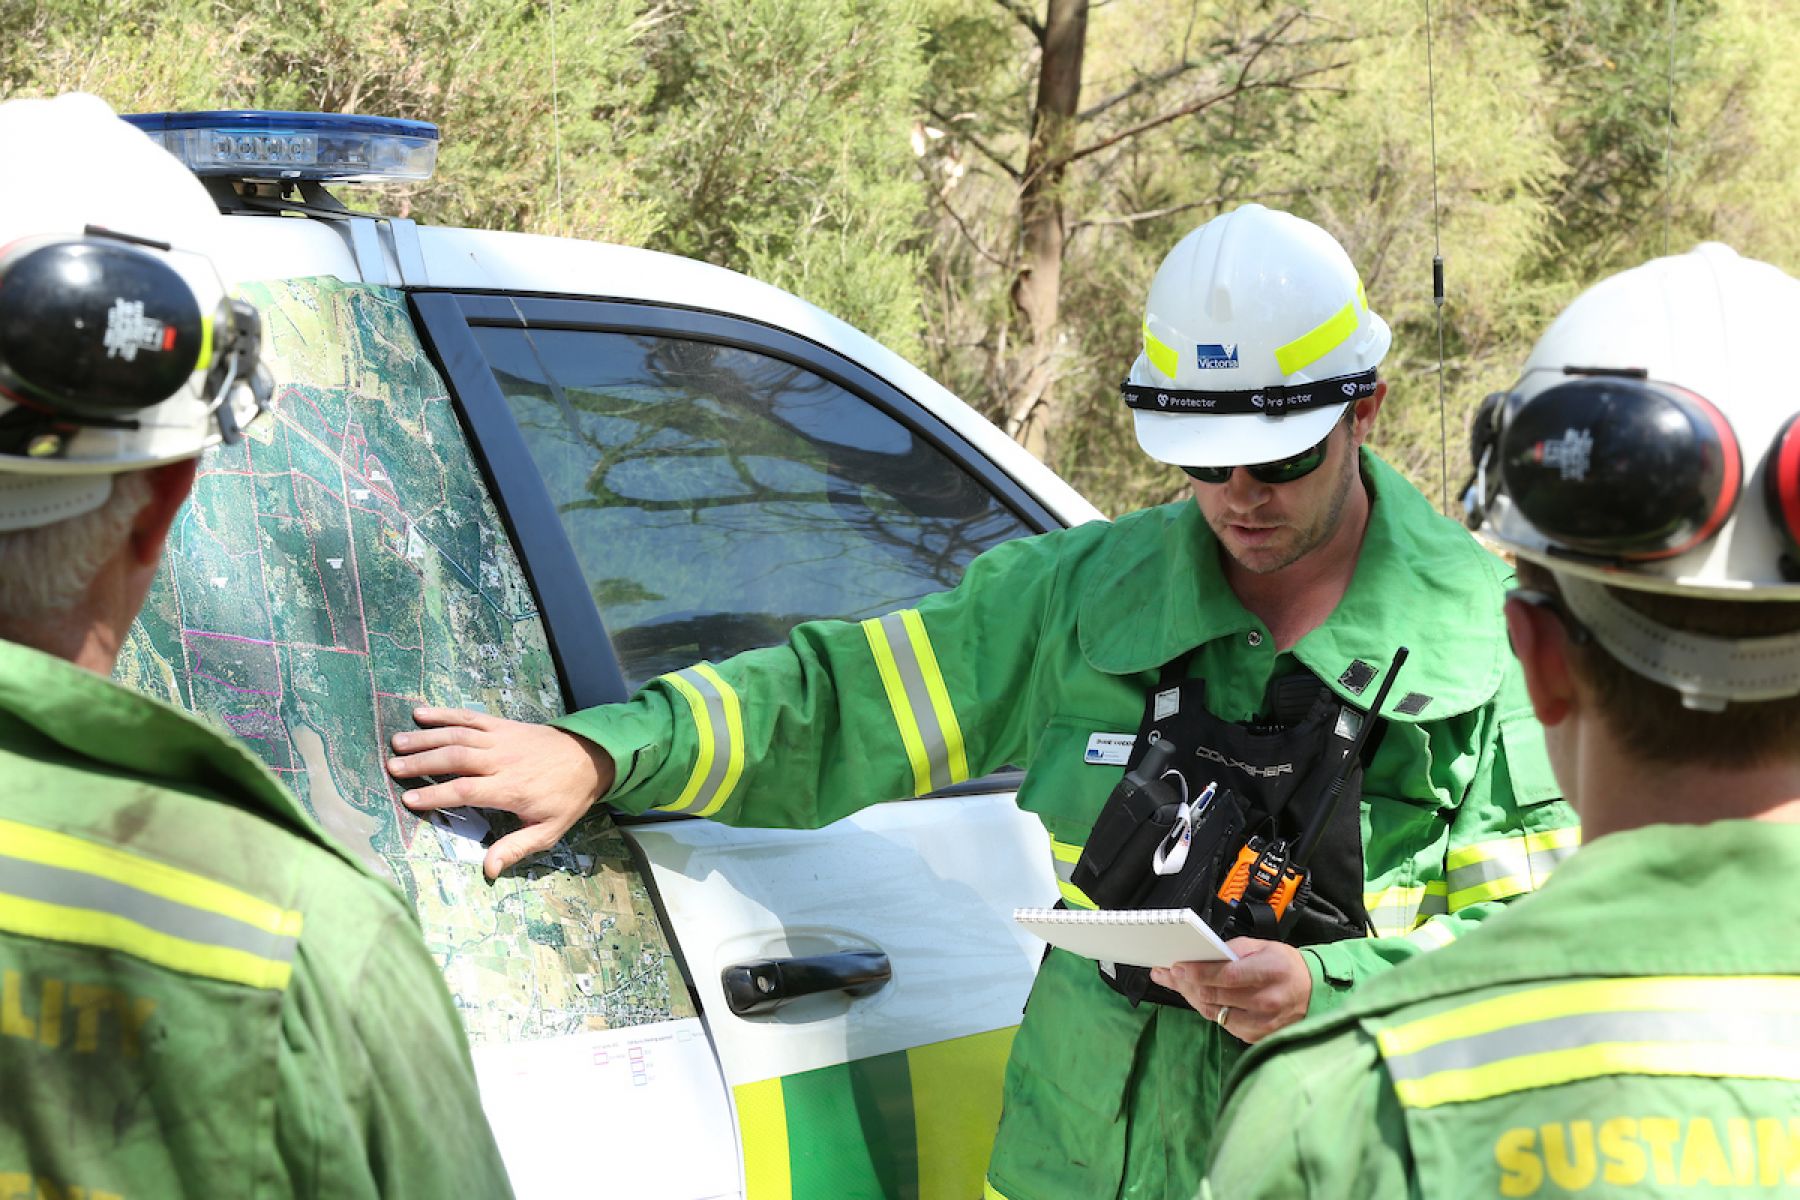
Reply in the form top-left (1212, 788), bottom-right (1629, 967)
top-left (122, 111), bottom-right (438, 183)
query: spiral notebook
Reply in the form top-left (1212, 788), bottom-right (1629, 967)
top-left (1013, 906), bottom-right (1236, 968)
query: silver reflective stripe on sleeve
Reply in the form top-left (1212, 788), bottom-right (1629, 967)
top-left (1445, 826), bottom-right (1581, 910)
top-left (862, 610), bottom-right (968, 796)
top-left (1049, 836), bottom-right (1096, 909)
top-left (655, 664), bottom-right (745, 818)
top-left (1376, 976), bottom-right (1800, 1109)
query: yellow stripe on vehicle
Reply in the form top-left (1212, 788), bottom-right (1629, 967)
top-left (1273, 289), bottom-right (1362, 378)
top-left (1143, 319), bottom-right (1180, 381)
top-left (910, 1026), bottom-right (1016, 1199)
top-left (733, 1076), bottom-right (791, 1199)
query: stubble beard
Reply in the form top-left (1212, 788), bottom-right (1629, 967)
top-left (1214, 442), bottom-right (1359, 576)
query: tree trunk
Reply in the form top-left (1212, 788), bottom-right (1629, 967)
top-left (1007, 0), bottom-right (1087, 463)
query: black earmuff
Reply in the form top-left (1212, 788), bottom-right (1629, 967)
top-left (1498, 373), bottom-right (1741, 562)
top-left (0, 234), bottom-right (210, 420)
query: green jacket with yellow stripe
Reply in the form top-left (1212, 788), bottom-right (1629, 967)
top-left (1201, 820), bottom-right (1800, 1200)
top-left (564, 449), bottom-right (1578, 1200)
top-left (0, 638), bottom-right (513, 1199)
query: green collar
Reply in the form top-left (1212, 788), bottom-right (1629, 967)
top-left (1077, 449), bottom-right (1514, 720)
top-left (0, 637), bottom-right (354, 872)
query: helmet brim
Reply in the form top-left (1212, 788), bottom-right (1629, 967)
top-left (1132, 399), bottom-right (1348, 468)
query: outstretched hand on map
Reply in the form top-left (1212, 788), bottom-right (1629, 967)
top-left (388, 708), bottom-right (615, 880)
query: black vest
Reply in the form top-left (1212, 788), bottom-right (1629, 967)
top-left (1070, 658), bottom-right (1381, 1008)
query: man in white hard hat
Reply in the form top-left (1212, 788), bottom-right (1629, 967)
top-left (387, 204), bottom-right (1571, 1199)
top-left (1203, 242), bottom-right (1800, 1198)
top-left (0, 94), bottom-right (513, 1198)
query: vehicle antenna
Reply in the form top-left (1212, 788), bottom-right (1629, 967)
top-left (550, 0), bottom-right (567, 234)
top-left (1663, 0), bottom-right (1677, 257)
top-left (1424, 0), bottom-right (1448, 515)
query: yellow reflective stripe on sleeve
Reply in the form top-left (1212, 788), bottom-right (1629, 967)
top-left (0, 819), bottom-right (301, 991)
top-left (1273, 285), bottom-right (1363, 377)
top-left (900, 610), bottom-right (969, 785)
top-left (1364, 880), bottom-right (1449, 936)
top-left (1445, 825), bottom-right (1581, 910)
top-left (655, 665), bottom-right (744, 817)
top-left (1143, 319), bottom-right (1180, 381)
top-left (1377, 976), bottom-right (1800, 1109)
top-left (863, 611), bottom-right (968, 796)
top-left (732, 1076), bottom-right (791, 1198)
top-left (984, 1182), bottom-right (1015, 1200)
top-left (865, 617), bottom-right (933, 795)
top-left (1048, 837), bottom-right (1096, 909)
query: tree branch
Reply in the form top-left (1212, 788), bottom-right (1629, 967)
top-left (916, 161), bottom-right (1011, 269)
top-left (927, 106), bottom-right (1022, 181)
top-left (1068, 185), bottom-right (1360, 234)
top-left (994, 0), bottom-right (1044, 40)
top-left (1054, 58), bottom-right (1347, 171)
top-left (1077, 59), bottom-right (1211, 123)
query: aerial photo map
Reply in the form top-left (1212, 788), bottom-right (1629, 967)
top-left (118, 277), bottom-right (694, 1044)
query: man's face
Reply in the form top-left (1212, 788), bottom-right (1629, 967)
top-left (1188, 411), bottom-right (1362, 575)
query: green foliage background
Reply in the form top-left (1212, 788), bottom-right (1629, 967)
top-left (7, 0), bottom-right (1795, 516)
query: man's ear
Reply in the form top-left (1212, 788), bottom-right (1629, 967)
top-left (127, 459), bottom-right (199, 568)
top-left (1352, 383), bottom-right (1386, 442)
top-left (1504, 595), bottom-right (1578, 726)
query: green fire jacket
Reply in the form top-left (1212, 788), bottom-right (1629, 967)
top-left (0, 638), bottom-right (513, 1199)
top-left (564, 449), bottom-right (1578, 1200)
top-left (1202, 820), bottom-right (1800, 1200)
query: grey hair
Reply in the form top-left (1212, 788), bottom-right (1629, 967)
top-left (0, 471), bottom-right (155, 621)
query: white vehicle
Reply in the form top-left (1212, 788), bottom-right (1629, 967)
top-left (119, 110), bottom-right (1102, 1199)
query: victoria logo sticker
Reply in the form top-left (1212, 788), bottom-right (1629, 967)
top-left (1195, 343), bottom-right (1239, 370)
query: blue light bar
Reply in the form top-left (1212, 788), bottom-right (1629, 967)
top-left (123, 111), bottom-right (439, 183)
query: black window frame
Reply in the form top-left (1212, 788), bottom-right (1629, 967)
top-left (410, 291), bottom-right (1062, 724)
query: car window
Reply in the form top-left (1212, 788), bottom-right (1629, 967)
top-left (468, 327), bottom-right (1036, 688)
top-left (120, 277), bottom-right (695, 1042)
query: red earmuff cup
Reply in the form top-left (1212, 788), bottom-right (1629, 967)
top-left (1770, 412), bottom-right (1800, 553)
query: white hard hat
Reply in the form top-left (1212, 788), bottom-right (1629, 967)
top-left (1122, 204), bottom-right (1391, 468)
top-left (1466, 243), bottom-right (1800, 708)
top-left (0, 93), bottom-right (270, 531)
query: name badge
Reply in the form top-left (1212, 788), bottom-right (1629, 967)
top-left (1084, 732), bottom-right (1136, 766)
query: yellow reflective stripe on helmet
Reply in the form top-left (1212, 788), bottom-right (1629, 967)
top-left (1273, 287), bottom-right (1363, 378)
top-left (656, 664), bottom-right (745, 817)
top-left (1142, 319), bottom-right (1180, 381)
top-left (1049, 836), bottom-right (1096, 909)
top-left (1445, 825), bottom-right (1581, 910)
top-left (863, 611), bottom-right (969, 796)
top-left (1377, 976), bottom-right (1800, 1109)
top-left (194, 304), bottom-right (216, 375)
top-left (0, 818), bottom-right (301, 991)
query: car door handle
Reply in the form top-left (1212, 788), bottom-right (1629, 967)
top-left (721, 950), bottom-right (892, 1017)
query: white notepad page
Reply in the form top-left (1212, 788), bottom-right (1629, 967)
top-left (1013, 906), bottom-right (1238, 968)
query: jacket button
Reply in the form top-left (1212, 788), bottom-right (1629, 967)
top-left (1247, 630), bottom-right (1264, 647)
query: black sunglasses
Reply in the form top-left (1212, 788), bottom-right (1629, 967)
top-left (1180, 418), bottom-right (1342, 486)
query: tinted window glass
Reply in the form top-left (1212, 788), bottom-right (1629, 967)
top-left (472, 328), bottom-right (1034, 687)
